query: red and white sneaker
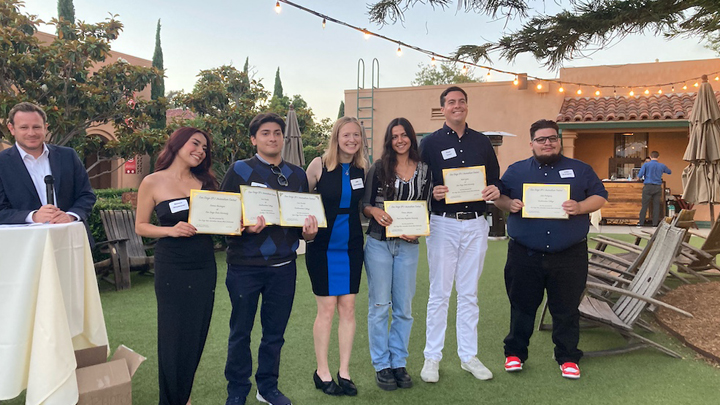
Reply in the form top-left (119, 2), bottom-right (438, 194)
top-left (504, 356), bottom-right (523, 372)
top-left (560, 362), bottom-right (580, 379)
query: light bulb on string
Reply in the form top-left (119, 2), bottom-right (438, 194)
top-left (575, 88), bottom-right (581, 95)
top-left (513, 76), bottom-right (519, 86)
top-left (613, 88), bottom-right (617, 97)
top-left (657, 88), bottom-right (663, 94)
top-left (396, 44), bottom-right (402, 57)
top-left (671, 85), bottom-right (675, 92)
top-left (594, 89), bottom-right (600, 96)
top-left (694, 82), bottom-right (699, 87)
top-left (363, 30), bottom-right (370, 40)
top-left (274, 1), bottom-right (281, 13)
top-left (430, 56), bottom-right (436, 66)
top-left (322, 18), bottom-right (326, 29)
top-left (536, 83), bottom-right (543, 90)
top-left (644, 89), bottom-right (650, 95)
top-left (486, 69), bottom-right (492, 81)
top-left (682, 83), bottom-right (688, 90)
top-left (715, 76), bottom-right (719, 81)
top-left (462, 64), bottom-right (468, 75)
top-left (629, 89), bottom-right (635, 96)
top-left (558, 83), bottom-right (564, 93)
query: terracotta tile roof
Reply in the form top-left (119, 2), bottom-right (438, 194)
top-left (165, 108), bottom-right (196, 122)
top-left (556, 92), bottom-right (720, 122)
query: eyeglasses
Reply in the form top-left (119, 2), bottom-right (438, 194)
top-left (533, 135), bottom-right (559, 144)
top-left (270, 165), bottom-right (289, 186)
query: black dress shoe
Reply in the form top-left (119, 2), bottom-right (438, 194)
top-left (337, 372), bottom-right (358, 396)
top-left (392, 367), bottom-right (413, 388)
top-left (375, 368), bottom-right (397, 391)
top-left (313, 370), bottom-right (344, 396)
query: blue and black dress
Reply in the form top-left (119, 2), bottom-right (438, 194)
top-left (306, 163), bottom-right (365, 296)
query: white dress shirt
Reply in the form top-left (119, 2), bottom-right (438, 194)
top-left (16, 144), bottom-right (79, 223)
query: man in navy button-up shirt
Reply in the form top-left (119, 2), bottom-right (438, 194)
top-left (495, 119), bottom-right (607, 380)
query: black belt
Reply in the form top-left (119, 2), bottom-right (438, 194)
top-left (432, 211), bottom-right (482, 220)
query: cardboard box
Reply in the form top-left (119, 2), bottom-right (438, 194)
top-left (74, 345), bottom-right (146, 405)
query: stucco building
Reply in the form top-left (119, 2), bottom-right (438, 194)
top-left (346, 58), bottom-right (720, 223)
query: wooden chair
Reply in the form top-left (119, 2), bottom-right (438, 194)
top-left (592, 209), bottom-right (708, 283)
top-left (95, 210), bottom-right (154, 290)
top-left (580, 222), bottom-right (692, 358)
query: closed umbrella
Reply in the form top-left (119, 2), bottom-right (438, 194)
top-left (282, 106), bottom-right (305, 167)
top-left (681, 75), bottom-right (720, 225)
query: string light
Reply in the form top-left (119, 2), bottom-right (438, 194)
top-left (644, 89), bottom-right (650, 95)
top-left (273, 0), bottom-right (720, 93)
top-left (594, 89), bottom-right (600, 96)
top-left (694, 82), bottom-right (699, 87)
top-left (513, 76), bottom-right (519, 86)
top-left (576, 88), bottom-right (582, 95)
top-left (536, 83), bottom-right (543, 90)
top-left (613, 88), bottom-right (617, 97)
top-left (396, 44), bottom-right (402, 57)
top-left (462, 64), bottom-right (468, 75)
top-left (657, 88), bottom-right (663, 94)
top-left (430, 56), bottom-right (436, 66)
top-left (671, 85), bottom-right (675, 92)
top-left (629, 89), bottom-right (635, 96)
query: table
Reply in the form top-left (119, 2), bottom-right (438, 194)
top-left (0, 222), bottom-right (109, 405)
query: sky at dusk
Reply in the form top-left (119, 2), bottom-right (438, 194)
top-left (23, 0), bottom-right (719, 120)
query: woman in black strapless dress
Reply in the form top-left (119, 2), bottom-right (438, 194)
top-left (135, 127), bottom-right (219, 405)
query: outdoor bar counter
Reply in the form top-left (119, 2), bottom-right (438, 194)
top-left (601, 180), bottom-right (665, 224)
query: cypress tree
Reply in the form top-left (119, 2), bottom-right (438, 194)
top-left (338, 101), bottom-right (345, 118)
top-left (57, 0), bottom-right (75, 39)
top-left (151, 19), bottom-right (166, 129)
top-left (273, 67), bottom-right (283, 99)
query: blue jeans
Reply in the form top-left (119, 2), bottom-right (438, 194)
top-left (364, 237), bottom-right (419, 371)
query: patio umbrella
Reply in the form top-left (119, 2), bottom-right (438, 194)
top-left (282, 106), bottom-right (305, 167)
top-left (681, 75), bottom-right (720, 225)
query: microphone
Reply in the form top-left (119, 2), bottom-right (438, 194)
top-left (44, 175), bottom-right (55, 206)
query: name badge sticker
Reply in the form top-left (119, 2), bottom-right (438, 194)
top-left (169, 199), bottom-right (189, 213)
top-left (250, 182), bottom-right (268, 188)
top-left (559, 169), bottom-right (575, 178)
top-left (351, 178), bottom-right (364, 190)
top-left (441, 148), bottom-right (457, 160)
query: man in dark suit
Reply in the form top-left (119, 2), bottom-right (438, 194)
top-left (0, 102), bottom-right (96, 227)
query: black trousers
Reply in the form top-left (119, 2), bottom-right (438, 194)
top-left (639, 183), bottom-right (663, 226)
top-left (225, 262), bottom-right (296, 399)
top-left (503, 239), bottom-right (588, 365)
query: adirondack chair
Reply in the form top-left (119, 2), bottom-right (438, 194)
top-left (95, 210), bottom-right (154, 290)
top-left (591, 210), bottom-right (708, 283)
top-left (580, 222), bottom-right (692, 358)
top-left (673, 219), bottom-right (720, 277)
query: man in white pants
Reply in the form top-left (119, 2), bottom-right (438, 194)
top-left (418, 86), bottom-right (500, 383)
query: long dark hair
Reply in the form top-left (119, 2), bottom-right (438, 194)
top-left (379, 118), bottom-right (420, 199)
top-left (155, 127), bottom-right (218, 190)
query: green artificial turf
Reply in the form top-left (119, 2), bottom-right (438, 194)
top-left (5, 235), bottom-right (719, 404)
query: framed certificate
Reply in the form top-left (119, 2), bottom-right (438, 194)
top-left (278, 191), bottom-right (327, 228)
top-left (442, 166), bottom-right (487, 204)
top-left (384, 201), bottom-right (430, 237)
top-left (522, 183), bottom-right (571, 219)
top-left (188, 189), bottom-right (243, 235)
top-left (240, 185), bottom-right (281, 226)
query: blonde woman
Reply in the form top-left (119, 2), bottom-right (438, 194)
top-left (306, 117), bottom-right (368, 397)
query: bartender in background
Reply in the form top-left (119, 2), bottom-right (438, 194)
top-left (638, 151), bottom-right (671, 227)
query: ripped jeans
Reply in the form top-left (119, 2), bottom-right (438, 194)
top-left (364, 236), bottom-right (419, 371)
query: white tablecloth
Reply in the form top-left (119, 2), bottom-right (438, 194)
top-left (0, 222), bottom-right (109, 405)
